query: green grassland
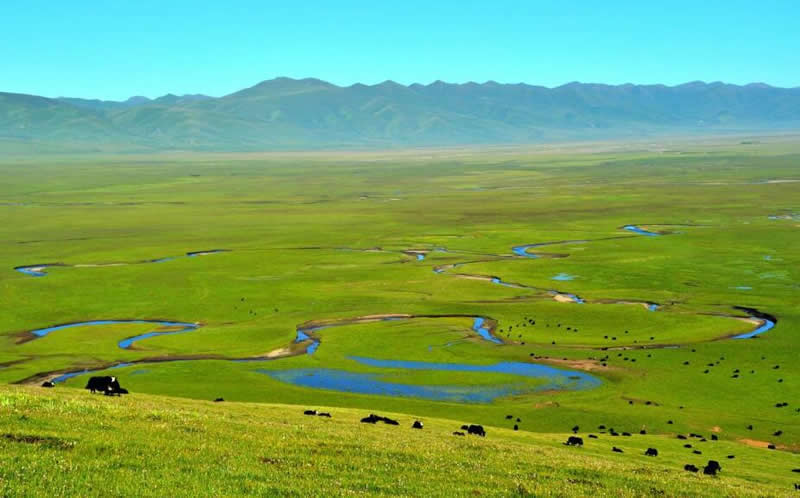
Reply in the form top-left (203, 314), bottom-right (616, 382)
top-left (1, 138), bottom-right (799, 495)
top-left (2, 385), bottom-right (799, 497)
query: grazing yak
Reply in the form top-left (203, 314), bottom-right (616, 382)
top-left (684, 464), bottom-right (699, 473)
top-left (361, 414), bottom-right (399, 425)
top-left (85, 376), bottom-right (128, 396)
top-left (645, 448), bottom-right (658, 457)
top-left (318, 412), bottom-right (332, 418)
top-left (214, 398), bottom-right (224, 402)
top-left (85, 376), bottom-right (115, 394)
top-left (412, 420), bottom-right (423, 429)
top-left (466, 424), bottom-right (486, 437)
top-left (564, 436), bottom-right (583, 446)
top-left (703, 460), bottom-right (722, 476)
top-left (304, 410), bottom-right (317, 416)
top-left (41, 381), bottom-right (55, 388)
top-left (612, 447), bottom-right (623, 453)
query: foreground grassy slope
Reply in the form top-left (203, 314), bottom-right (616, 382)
top-left (1, 385), bottom-right (798, 497)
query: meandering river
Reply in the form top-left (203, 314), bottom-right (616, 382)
top-left (12, 224), bottom-right (778, 402)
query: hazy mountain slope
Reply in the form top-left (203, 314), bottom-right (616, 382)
top-left (0, 92), bottom-right (123, 143)
top-left (1, 78), bottom-right (799, 151)
top-left (57, 95), bottom-right (155, 111)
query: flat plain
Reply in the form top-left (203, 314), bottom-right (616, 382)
top-left (1, 138), bottom-right (799, 496)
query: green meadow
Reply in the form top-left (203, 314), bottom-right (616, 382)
top-left (1, 385), bottom-right (798, 497)
top-left (1, 138), bottom-right (799, 495)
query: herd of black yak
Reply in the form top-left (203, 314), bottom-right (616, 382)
top-left (39, 371), bottom-right (799, 489)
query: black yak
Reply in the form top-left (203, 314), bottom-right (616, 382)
top-left (467, 424), bottom-right (486, 437)
top-left (703, 460), bottom-right (721, 476)
top-left (85, 376), bottom-right (127, 396)
top-left (361, 414), bottom-right (398, 425)
top-left (564, 436), bottom-right (583, 446)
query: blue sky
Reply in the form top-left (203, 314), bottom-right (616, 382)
top-left (2, 0), bottom-right (797, 100)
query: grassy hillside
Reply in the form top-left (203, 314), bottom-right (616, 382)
top-left (1, 385), bottom-right (797, 497)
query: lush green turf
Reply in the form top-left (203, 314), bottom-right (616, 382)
top-left (1, 138), bottom-right (799, 494)
top-left (1, 385), bottom-right (798, 497)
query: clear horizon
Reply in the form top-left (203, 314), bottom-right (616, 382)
top-left (47, 77), bottom-right (800, 102)
top-left (3, 0), bottom-right (798, 100)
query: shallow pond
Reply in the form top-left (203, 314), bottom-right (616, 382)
top-left (257, 356), bottom-right (601, 402)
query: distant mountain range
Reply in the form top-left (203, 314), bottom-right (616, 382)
top-left (1, 78), bottom-right (799, 151)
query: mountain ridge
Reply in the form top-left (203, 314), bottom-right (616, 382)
top-left (2, 77), bottom-right (799, 151)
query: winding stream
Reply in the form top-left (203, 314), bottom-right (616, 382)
top-left (511, 245), bottom-right (541, 258)
top-left (24, 320), bottom-right (201, 349)
top-left (12, 223), bottom-right (778, 401)
top-left (293, 315), bottom-right (503, 355)
top-left (14, 250), bottom-right (229, 277)
top-left (732, 318), bottom-right (775, 339)
top-left (622, 225), bottom-right (661, 236)
top-left (730, 307), bottom-right (777, 339)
